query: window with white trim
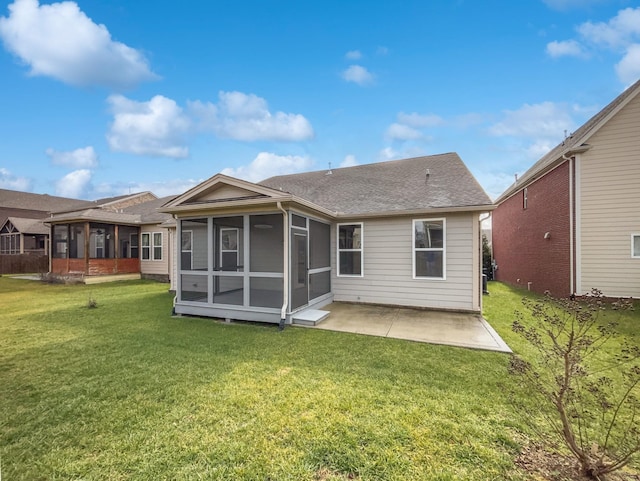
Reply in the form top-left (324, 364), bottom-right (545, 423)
top-left (337, 223), bottom-right (363, 276)
top-left (632, 234), bottom-right (640, 258)
top-left (153, 232), bottom-right (163, 260)
top-left (413, 218), bottom-right (445, 279)
top-left (141, 232), bottom-right (163, 261)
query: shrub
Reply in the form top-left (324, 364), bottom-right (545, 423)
top-left (509, 289), bottom-right (640, 478)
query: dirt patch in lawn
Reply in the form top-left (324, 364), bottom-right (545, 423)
top-left (515, 442), bottom-right (640, 481)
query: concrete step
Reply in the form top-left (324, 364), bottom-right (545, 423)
top-left (292, 309), bottom-right (330, 326)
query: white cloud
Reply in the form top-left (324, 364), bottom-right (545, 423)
top-left (46, 146), bottom-right (98, 168)
top-left (615, 44), bottom-right (640, 85)
top-left (221, 152), bottom-right (313, 182)
top-left (546, 7), bottom-right (640, 83)
top-left (340, 154), bottom-right (358, 168)
top-left (546, 39), bottom-right (586, 58)
top-left (0, 0), bottom-right (157, 89)
top-left (0, 167), bottom-right (31, 190)
top-left (397, 112), bottom-right (444, 128)
top-left (107, 94), bottom-right (191, 158)
top-left (385, 123), bottom-right (423, 141)
top-left (55, 169), bottom-right (91, 198)
top-left (378, 147), bottom-right (400, 162)
top-left (577, 7), bottom-right (640, 49)
top-left (489, 101), bottom-right (575, 140)
top-left (189, 91), bottom-right (314, 142)
top-left (345, 50), bottom-right (362, 60)
top-left (341, 65), bottom-right (374, 85)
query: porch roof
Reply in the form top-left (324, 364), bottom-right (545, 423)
top-left (4, 217), bottom-right (49, 235)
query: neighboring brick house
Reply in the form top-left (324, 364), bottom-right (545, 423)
top-left (492, 78), bottom-right (640, 298)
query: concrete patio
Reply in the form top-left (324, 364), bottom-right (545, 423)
top-left (300, 302), bottom-right (511, 353)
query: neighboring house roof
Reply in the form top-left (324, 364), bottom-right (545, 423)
top-left (495, 78), bottom-right (640, 204)
top-left (0, 188), bottom-right (93, 212)
top-left (47, 209), bottom-right (142, 225)
top-left (4, 217), bottom-right (49, 235)
top-left (260, 153), bottom-right (493, 216)
top-left (123, 195), bottom-right (177, 225)
top-left (48, 194), bottom-right (177, 226)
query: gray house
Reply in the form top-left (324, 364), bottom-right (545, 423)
top-left (161, 154), bottom-right (493, 324)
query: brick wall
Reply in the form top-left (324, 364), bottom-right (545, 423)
top-left (51, 257), bottom-right (140, 275)
top-left (492, 161), bottom-right (572, 297)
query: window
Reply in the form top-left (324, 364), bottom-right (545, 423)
top-left (142, 232), bottom-right (162, 261)
top-left (141, 233), bottom-right (150, 260)
top-left (153, 232), bottom-right (163, 260)
top-left (181, 230), bottom-right (193, 270)
top-left (632, 234), bottom-right (640, 258)
top-left (338, 223), bottom-right (363, 276)
top-left (220, 228), bottom-right (239, 271)
top-left (523, 187), bottom-right (528, 209)
top-left (413, 219), bottom-right (445, 279)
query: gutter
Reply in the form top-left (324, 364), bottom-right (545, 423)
top-left (277, 201), bottom-right (289, 330)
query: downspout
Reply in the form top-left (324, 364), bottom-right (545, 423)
top-left (563, 153), bottom-right (575, 296)
top-left (277, 202), bottom-right (289, 331)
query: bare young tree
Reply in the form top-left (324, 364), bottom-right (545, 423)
top-left (509, 289), bottom-right (640, 478)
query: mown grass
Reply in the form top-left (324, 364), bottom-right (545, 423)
top-left (0, 278), bottom-right (637, 480)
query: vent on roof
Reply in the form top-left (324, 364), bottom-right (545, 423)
top-left (426, 169), bottom-right (430, 178)
top-left (326, 161), bottom-right (332, 175)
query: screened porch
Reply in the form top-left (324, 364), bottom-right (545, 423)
top-left (176, 211), bottom-right (332, 323)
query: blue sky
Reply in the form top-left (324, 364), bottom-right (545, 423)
top-left (1, 0), bottom-right (639, 201)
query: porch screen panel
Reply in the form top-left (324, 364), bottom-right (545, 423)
top-left (53, 225), bottom-right (68, 258)
top-left (309, 220), bottom-right (330, 269)
top-left (250, 277), bottom-right (283, 308)
top-left (181, 219), bottom-right (208, 271)
top-left (181, 274), bottom-right (208, 302)
top-left (250, 214), bottom-right (283, 272)
top-left (309, 271), bottom-right (331, 300)
top-left (68, 224), bottom-right (85, 259)
top-left (89, 223), bottom-right (115, 259)
top-left (214, 217), bottom-right (244, 272)
top-left (118, 226), bottom-right (138, 258)
top-left (213, 275), bottom-right (243, 305)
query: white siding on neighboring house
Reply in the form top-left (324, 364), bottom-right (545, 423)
top-left (140, 226), bottom-right (170, 277)
top-left (578, 92), bottom-right (640, 297)
top-left (331, 213), bottom-right (479, 311)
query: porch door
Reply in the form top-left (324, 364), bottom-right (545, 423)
top-left (291, 230), bottom-right (308, 310)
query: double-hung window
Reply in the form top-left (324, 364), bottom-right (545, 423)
top-left (141, 232), bottom-right (163, 261)
top-left (413, 219), bottom-right (445, 279)
top-left (153, 233), bottom-right (163, 260)
top-left (337, 223), bottom-right (363, 276)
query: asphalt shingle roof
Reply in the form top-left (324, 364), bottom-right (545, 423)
top-left (123, 195), bottom-right (177, 224)
top-left (0, 188), bottom-right (93, 212)
top-left (259, 153), bottom-right (492, 216)
top-left (5, 217), bottom-right (49, 235)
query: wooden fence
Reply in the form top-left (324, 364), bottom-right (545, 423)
top-left (0, 254), bottom-right (48, 275)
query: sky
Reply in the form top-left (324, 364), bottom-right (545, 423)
top-left (1, 0), bottom-right (639, 201)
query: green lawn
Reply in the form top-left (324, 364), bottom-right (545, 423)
top-left (0, 278), bottom-right (637, 480)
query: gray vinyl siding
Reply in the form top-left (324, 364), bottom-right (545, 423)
top-left (140, 226), bottom-right (170, 276)
top-left (578, 92), bottom-right (640, 297)
top-left (331, 213), bottom-right (477, 311)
